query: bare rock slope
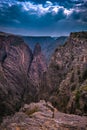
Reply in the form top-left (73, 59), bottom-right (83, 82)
top-left (0, 100), bottom-right (87, 130)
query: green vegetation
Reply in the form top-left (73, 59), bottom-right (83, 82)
top-left (81, 85), bottom-right (87, 91)
top-left (72, 85), bottom-right (87, 110)
top-left (25, 106), bottom-right (39, 116)
top-left (72, 89), bottom-right (80, 109)
top-left (76, 91), bottom-right (80, 109)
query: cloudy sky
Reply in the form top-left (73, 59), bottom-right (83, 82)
top-left (0, 0), bottom-right (87, 36)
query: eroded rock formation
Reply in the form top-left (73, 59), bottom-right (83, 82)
top-left (0, 33), bottom-right (47, 120)
top-left (48, 31), bottom-right (87, 115)
top-left (0, 100), bottom-right (87, 130)
top-left (0, 31), bottom-right (87, 129)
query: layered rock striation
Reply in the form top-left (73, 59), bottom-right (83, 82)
top-left (0, 33), bottom-right (47, 120)
top-left (29, 43), bottom-right (47, 86)
top-left (0, 100), bottom-right (87, 130)
top-left (0, 31), bottom-right (87, 129)
top-left (48, 31), bottom-right (87, 115)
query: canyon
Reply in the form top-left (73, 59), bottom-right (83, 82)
top-left (0, 31), bottom-right (87, 129)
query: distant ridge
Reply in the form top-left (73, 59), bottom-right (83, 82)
top-left (23, 35), bottom-right (68, 62)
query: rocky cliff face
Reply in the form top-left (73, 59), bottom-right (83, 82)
top-left (0, 31), bottom-right (87, 129)
top-left (29, 43), bottom-right (47, 86)
top-left (0, 100), bottom-right (87, 130)
top-left (0, 33), bottom-right (47, 121)
top-left (48, 31), bottom-right (87, 115)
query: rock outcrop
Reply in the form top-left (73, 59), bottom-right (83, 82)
top-left (29, 43), bottom-right (47, 87)
top-left (0, 33), bottom-right (47, 121)
top-left (48, 31), bottom-right (87, 115)
top-left (0, 100), bottom-right (87, 130)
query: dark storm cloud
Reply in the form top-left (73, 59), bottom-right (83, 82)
top-left (0, 0), bottom-right (87, 35)
top-left (71, 10), bottom-right (87, 23)
top-left (69, 1), bottom-right (87, 23)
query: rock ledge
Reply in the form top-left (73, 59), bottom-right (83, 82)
top-left (0, 100), bottom-right (87, 130)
